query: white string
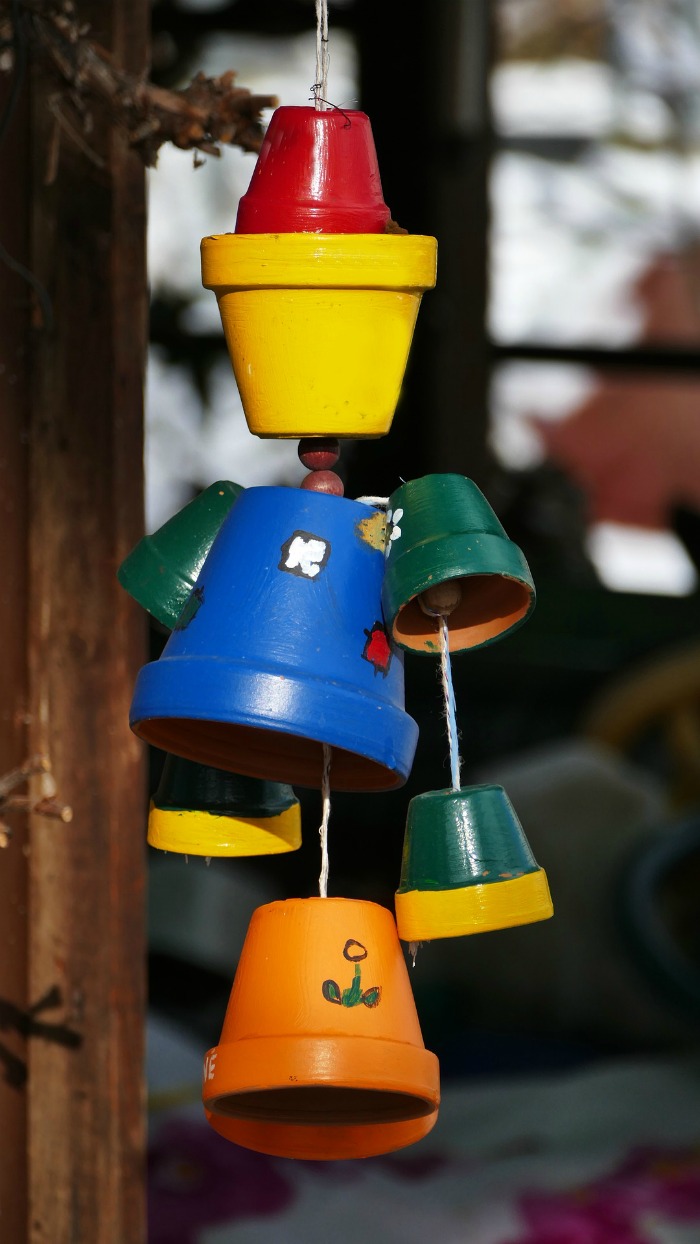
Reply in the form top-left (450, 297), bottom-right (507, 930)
top-left (318, 743), bottom-right (332, 896)
top-left (314, 0), bottom-right (330, 110)
top-left (438, 615), bottom-right (461, 790)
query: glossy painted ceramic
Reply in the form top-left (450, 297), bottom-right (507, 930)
top-left (205, 1106), bottom-right (438, 1161)
top-left (202, 898), bottom-right (440, 1158)
top-left (235, 106), bottom-right (391, 234)
top-left (382, 474), bottom-right (536, 654)
top-left (117, 480), bottom-right (243, 630)
top-left (130, 487), bottom-right (418, 792)
top-left (395, 785), bottom-right (554, 940)
top-left (147, 755), bottom-right (301, 856)
top-left (200, 233), bottom-right (437, 439)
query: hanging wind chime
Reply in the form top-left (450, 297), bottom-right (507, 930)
top-left (120, 1), bottom-right (553, 1162)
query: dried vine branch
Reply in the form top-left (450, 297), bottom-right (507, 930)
top-left (0, 0), bottom-right (278, 166)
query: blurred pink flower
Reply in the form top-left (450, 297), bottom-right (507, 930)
top-left (504, 1143), bottom-right (700, 1244)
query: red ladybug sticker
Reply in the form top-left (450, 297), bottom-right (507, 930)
top-left (362, 621), bottom-right (392, 677)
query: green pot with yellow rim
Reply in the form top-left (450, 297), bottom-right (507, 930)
top-left (395, 785), bottom-right (553, 940)
top-left (148, 755), bottom-right (301, 857)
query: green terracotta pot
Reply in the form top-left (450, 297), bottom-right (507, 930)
top-left (118, 480), bottom-right (243, 629)
top-left (381, 474), bottom-right (535, 655)
top-left (395, 785), bottom-right (553, 939)
top-left (148, 754), bottom-right (301, 857)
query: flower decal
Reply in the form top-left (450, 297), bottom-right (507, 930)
top-left (385, 507), bottom-right (403, 556)
top-left (279, 530), bottom-right (331, 579)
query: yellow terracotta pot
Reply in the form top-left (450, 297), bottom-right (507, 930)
top-left (200, 233), bottom-right (437, 439)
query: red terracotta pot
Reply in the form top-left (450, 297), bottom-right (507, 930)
top-left (235, 106), bottom-right (391, 234)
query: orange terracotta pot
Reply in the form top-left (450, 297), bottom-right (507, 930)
top-left (202, 897), bottom-right (440, 1159)
top-left (204, 1105), bottom-right (439, 1161)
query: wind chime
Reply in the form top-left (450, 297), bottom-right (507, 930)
top-left (119, 5), bottom-right (553, 1162)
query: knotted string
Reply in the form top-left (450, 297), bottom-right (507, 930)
top-left (314, 0), bottom-right (330, 109)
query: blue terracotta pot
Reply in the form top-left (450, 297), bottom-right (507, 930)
top-left (130, 487), bottom-right (417, 792)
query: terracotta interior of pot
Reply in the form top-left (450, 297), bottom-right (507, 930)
top-left (134, 718), bottom-right (406, 792)
top-left (395, 574), bottom-right (533, 652)
top-left (209, 1086), bottom-right (436, 1126)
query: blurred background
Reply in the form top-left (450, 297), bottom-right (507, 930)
top-left (143, 3), bottom-right (700, 1240)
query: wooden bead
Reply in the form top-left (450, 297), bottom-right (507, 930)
top-left (298, 437), bottom-right (341, 471)
top-left (417, 581), bottom-right (462, 618)
top-left (300, 470), bottom-right (344, 496)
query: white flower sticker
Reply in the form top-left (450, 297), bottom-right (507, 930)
top-left (385, 507), bottom-right (403, 556)
top-left (279, 530), bottom-right (331, 579)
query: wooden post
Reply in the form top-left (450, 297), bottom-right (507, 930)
top-left (0, 2), bottom-right (149, 1240)
top-left (0, 60), bottom-right (31, 1244)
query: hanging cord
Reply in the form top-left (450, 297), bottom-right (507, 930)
top-left (419, 583), bottom-right (463, 790)
top-left (314, 0), bottom-right (330, 110)
top-left (438, 615), bottom-right (462, 790)
top-left (318, 742), bottom-right (332, 896)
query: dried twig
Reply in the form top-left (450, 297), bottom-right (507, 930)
top-left (0, 754), bottom-right (50, 801)
top-left (1, 0), bottom-right (278, 165)
top-left (0, 755), bottom-right (73, 847)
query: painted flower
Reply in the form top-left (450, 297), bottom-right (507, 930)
top-left (385, 507), bottom-right (403, 556)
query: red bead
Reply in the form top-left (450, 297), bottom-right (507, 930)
top-left (298, 437), bottom-right (340, 471)
top-left (300, 470), bottom-right (344, 496)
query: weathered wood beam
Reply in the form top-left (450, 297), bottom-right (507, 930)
top-left (0, 1), bottom-right (152, 1240)
top-left (0, 57), bottom-right (31, 1244)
